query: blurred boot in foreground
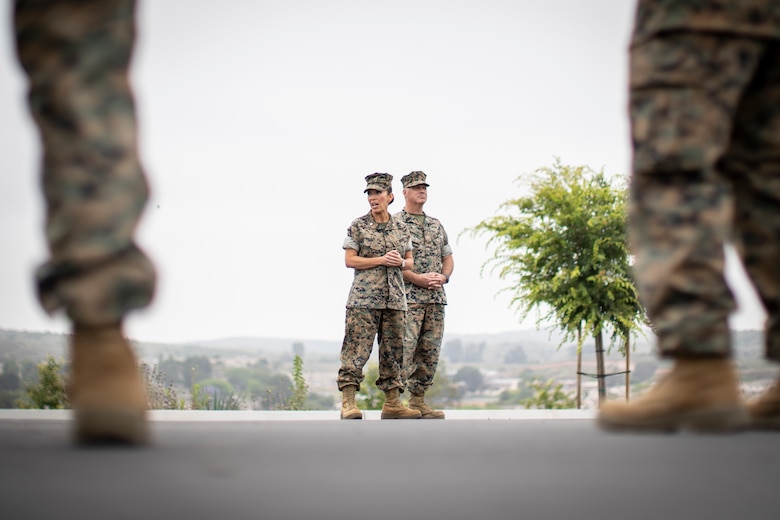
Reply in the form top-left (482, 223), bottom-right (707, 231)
top-left (70, 323), bottom-right (149, 444)
top-left (747, 380), bottom-right (780, 430)
top-left (598, 358), bottom-right (749, 433)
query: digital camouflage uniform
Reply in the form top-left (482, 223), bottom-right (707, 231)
top-left (629, 0), bottom-right (780, 361)
top-left (395, 202), bottom-right (452, 395)
top-left (14, 0), bottom-right (156, 327)
top-left (337, 175), bottom-right (413, 393)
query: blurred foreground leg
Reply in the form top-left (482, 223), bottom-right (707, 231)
top-left (14, 0), bottom-right (155, 445)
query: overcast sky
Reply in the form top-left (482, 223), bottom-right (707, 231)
top-left (0, 1), bottom-right (767, 344)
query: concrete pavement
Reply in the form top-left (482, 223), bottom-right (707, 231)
top-left (1, 410), bottom-right (777, 520)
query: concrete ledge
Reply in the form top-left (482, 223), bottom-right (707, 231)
top-left (0, 408), bottom-right (596, 421)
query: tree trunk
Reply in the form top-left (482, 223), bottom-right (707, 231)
top-left (595, 329), bottom-right (606, 406)
top-left (625, 335), bottom-right (630, 402)
top-left (576, 327), bottom-right (582, 409)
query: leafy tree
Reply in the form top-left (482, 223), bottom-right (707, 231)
top-left (521, 378), bottom-right (577, 409)
top-left (157, 355), bottom-right (213, 388)
top-left (424, 360), bottom-right (462, 408)
top-left (0, 359), bottom-right (24, 408)
top-left (18, 355), bottom-right (69, 409)
top-left (453, 366), bottom-right (484, 393)
top-left (183, 356), bottom-right (212, 387)
top-left (356, 363), bottom-right (384, 410)
top-left (261, 374), bottom-right (294, 410)
top-left (287, 354), bottom-right (309, 410)
top-left (464, 160), bottom-right (645, 404)
top-left (495, 377), bottom-right (535, 408)
top-left (191, 379), bottom-right (243, 410)
top-left (0, 359), bottom-right (21, 391)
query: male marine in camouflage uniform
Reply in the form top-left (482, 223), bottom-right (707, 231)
top-left (337, 173), bottom-right (421, 419)
top-left (598, 0), bottom-right (780, 432)
top-left (395, 171), bottom-right (453, 418)
top-left (14, 0), bottom-right (155, 444)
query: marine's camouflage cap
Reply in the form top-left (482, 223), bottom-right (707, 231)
top-left (401, 171), bottom-right (429, 188)
top-left (364, 172), bottom-right (393, 192)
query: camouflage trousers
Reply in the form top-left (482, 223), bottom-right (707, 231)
top-left (630, 31), bottom-right (780, 361)
top-left (14, 0), bottom-right (156, 326)
top-left (337, 308), bottom-right (405, 393)
top-left (403, 303), bottom-right (444, 395)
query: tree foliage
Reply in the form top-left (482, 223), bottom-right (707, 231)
top-left (453, 366), bottom-right (484, 393)
top-left (464, 159), bottom-right (644, 351)
top-left (464, 160), bottom-right (645, 402)
top-left (521, 378), bottom-right (577, 410)
top-left (424, 360), bottom-right (462, 408)
top-left (356, 363), bottom-right (384, 410)
top-left (18, 355), bottom-right (68, 409)
top-left (287, 354), bottom-right (309, 410)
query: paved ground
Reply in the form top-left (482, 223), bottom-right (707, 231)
top-left (1, 410), bottom-right (778, 520)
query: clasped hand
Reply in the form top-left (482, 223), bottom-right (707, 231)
top-left (384, 249), bottom-right (403, 267)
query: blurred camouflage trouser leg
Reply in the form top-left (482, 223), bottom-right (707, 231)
top-left (337, 308), bottom-right (405, 393)
top-left (403, 304), bottom-right (444, 394)
top-left (630, 32), bottom-right (780, 361)
top-left (14, 0), bottom-right (155, 326)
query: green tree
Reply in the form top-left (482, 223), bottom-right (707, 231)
top-left (287, 354), bottom-right (309, 410)
top-left (453, 366), bottom-right (484, 393)
top-left (191, 379), bottom-right (243, 410)
top-left (521, 378), bottom-right (577, 409)
top-left (261, 374), bottom-right (294, 410)
top-left (356, 363), bottom-right (384, 410)
top-left (424, 360), bottom-right (462, 408)
top-left (19, 355), bottom-right (69, 409)
top-left (0, 359), bottom-right (21, 391)
top-left (465, 160), bottom-right (645, 404)
top-left (0, 359), bottom-right (24, 408)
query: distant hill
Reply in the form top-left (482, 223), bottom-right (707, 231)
top-left (0, 326), bottom-right (765, 366)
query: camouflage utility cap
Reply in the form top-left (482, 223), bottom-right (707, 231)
top-left (364, 172), bottom-right (393, 193)
top-left (401, 171), bottom-right (429, 188)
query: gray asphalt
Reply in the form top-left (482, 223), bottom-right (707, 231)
top-left (1, 410), bottom-right (778, 520)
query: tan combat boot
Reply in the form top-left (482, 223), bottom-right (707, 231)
top-left (381, 388), bottom-right (422, 419)
top-left (746, 379), bottom-right (780, 430)
top-left (409, 392), bottom-right (445, 419)
top-left (597, 358), bottom-right (749, 433)
top-left (68, 323), bottom-right (150, 445)
top-left (340, 385), bottom-right (363, 420)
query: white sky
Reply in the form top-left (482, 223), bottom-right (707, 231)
top-left (0, 1), bottom-right (767, 344)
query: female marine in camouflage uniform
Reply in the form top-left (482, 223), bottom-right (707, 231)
top-left (336, 173), bottom-right (421, 420)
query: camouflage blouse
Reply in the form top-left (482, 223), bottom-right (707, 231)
top-left (342, 213), bottom-right (412, 311)
top-left (632, 0), bottom-right (780, 44)
top-left (395, 209), bottom-right (453, 305)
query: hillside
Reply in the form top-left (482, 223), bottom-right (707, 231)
top-left (0, 326), bottom-right (765, 365)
